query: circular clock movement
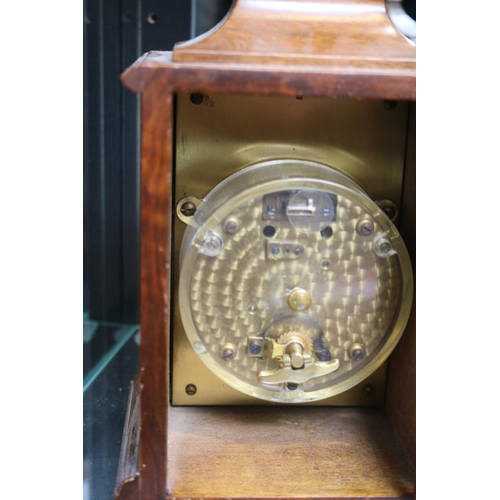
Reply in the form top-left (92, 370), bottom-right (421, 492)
top-left (179, 160), bottom-right (413, 403)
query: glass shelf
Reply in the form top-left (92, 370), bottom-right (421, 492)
top-left (83, 321), bottom-right (140, 500)
top-left (83, 320), bottom-right (139, 390)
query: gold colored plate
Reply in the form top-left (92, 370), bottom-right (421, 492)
top-left (172, 94), bottom-right (409, 406)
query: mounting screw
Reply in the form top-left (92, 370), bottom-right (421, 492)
top-left (221, 343), bottom-right (236, 361)
top-left (190, 93), bottom-right (204, 105)
top-left (248, 342), bottom-right (262, 355)
top-left (287, 383), bottom-right (299, 391)
top-left (316, 348), bottom-right (332, 362)
top-left (180, 201), bottom-right (197, 217)
top-left (185, 384), bottom-right (197, 396)
top-left (356, 218), bottom-right (374, 236)
top-left (201, 231), bottom-right (223, 256)
top-left (384, 100), bottom-right (397, 110)
top-left (349, 343), bottom-right (365, 361)
top-left (373, 236), bottom-right (394, 258)
top-left (271, 246), bottom-right (280, 255)
top-left (376, 199), bottom-right (398, 222)
top-left (362, 384), bottom-right (374, 397)
top-left (224, 217), bottom-right (240, 235)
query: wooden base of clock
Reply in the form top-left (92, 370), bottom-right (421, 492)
top-left (115, 1), bottom-right (416, 498)
top-left (116, 376), bottom-right (415, 500)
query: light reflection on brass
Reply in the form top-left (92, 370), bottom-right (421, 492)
top-left (288, 288), bottom-right (312, 312)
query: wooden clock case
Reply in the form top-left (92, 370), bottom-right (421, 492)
top-left (115, 1), bottom-right (416, 499)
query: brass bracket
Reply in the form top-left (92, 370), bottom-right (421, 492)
top-left (247, 335), bottom-right (340, 385)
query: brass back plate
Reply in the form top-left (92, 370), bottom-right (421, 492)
top-left (172, 94), bottom-right (409, 405)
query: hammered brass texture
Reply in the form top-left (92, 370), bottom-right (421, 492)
top-left (172, 94), bottom-right (409, 405)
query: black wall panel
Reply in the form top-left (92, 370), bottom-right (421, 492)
top-left (83, 0), bottom-right (192, 323)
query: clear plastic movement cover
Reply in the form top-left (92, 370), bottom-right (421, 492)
top-left (179, 160), bottom-right (413, 403)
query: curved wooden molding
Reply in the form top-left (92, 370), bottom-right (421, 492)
top-left (174, 0), bottom-right (415, 72)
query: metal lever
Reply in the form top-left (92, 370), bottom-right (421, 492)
top-left (247, 334), bottom-right (340, 385)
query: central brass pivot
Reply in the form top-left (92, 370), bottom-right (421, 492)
top-left (288, 287), bottom-right (312, 312)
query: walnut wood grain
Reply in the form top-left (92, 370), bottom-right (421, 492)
top-left (115, 376), bottom-right (141, 500)
top-left (174, 0), bottom-right (415, 72)
top-left (385, 102), bottom-right (416, 466)
top-left (121, 51), bottom-right (415, 101)
top-left (138, 73), bottom-right (173, 500)
top-left (167, 406), bottom-right (415, 499)
top-left (121, 0), bottom-right (415, 100)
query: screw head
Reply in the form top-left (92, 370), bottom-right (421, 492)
top-left (271, 246), bottom-right (280, 255)
top-left (376, 199), bottom-right (398, 222)
top-left (349, 343), bottom-right (365, 361)
top-left (222, 349), bottom-right (233, 360)
top-left (249, 342), bottom-right (262, 355)
top-left (190, 93), bottom-right (204, 105)
top-left (352, 349), bottom-right (363, 360)
top-left (220, 343), bottom-right (236, 361)
top-left (287, 383), bottom-right (299, 391)
top-left (380, 242), bottom-right (391, 253)
top-left (201, 231), bottom-right (223, 256)
top-left (373, 237), bottom-right (394, 258)
top-left (356, 218), bottom-right (374, 236)
top-left (180, 201), bottom-right (196, 217)
top-left (224, 218), bottom-right (239, 234)
top-left (316, 348), bottom-right (332, 362)
top-left (362, 384), bottom-right (374, 397)
top-left (185, 384), bottom-right (197, 396)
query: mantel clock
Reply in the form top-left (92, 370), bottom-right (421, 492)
top-left (115, 1), bottom-right (416, 499)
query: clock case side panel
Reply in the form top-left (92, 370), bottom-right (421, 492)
top-left (385, 102), bottom-right (416, 467)
top-left (132, 74), bottom-right (174, 500)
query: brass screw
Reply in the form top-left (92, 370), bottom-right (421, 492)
top-left (180, 201), bottom-right (197, 217)
top-left (185, 384), bottom-right (197, 396)
top-left (356, 219), bottom-right (374, 236)
top-left (376, 199), bottom-right (398, 222)
top-left (362, 384), bottom-right (374, 397)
